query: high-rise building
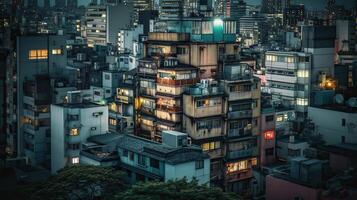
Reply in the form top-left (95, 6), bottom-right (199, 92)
top-left (16, 35), bottom-right (68, 167)
top-left (55, 0), bottom-right (65, 7)
top-left (133, 0), bottom-right (153, 24)
top-left (265, 51), bottom-right (312, 122)
top-left (85, 2), bottom-right (133, 47)
top-left (159, 0), bottom-right (183, 20)
top-left (224, 0), bottom-right (246, 20)
top-left (336, 19), bottom-right (356, 52)
top-left (301, 25), bottom-right (336, 85)
top-left (283, 4), bottom-right (305, 31)
top-left (261, 0), bottom-right (290, 14)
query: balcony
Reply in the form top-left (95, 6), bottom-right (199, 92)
top-left (225, 169), bottom-right (253, 182)
top-left (156, 110), bottom-right (181, 123)
top-left (116, 95), bottom-right (134, 104)
top-left (156, 78), bottom-right (199, 86)
top-left (227, 110), bottom-right (252, 119)
top-left (156, 104), bottom-right (182, 113)
top-left (138, 67), bottom-right (157, 76)
top-left (227, 129), bottom-right (252, 138)
top-left (23, 109), bottom-right (50, 119)
top-left (270, 88), bottom-right (296, 98)
top-left (205, 148), bottom-right (224, 159)
top-left (227, 148), bottom-right (258, 160)
top-left (266, 73), bottom-right (297, 83)
top-left (140, 106), bottom-right (155, 116)
top-left (139, 88), bottom-right (156, 97)
top-left (228, 91), bottom-right (253, 101)
top-left (148, 32), bottom-right (190, 42)
top-left (191, 106), bottom-right (223, 118)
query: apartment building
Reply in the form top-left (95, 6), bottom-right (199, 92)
top-left (265, 51), bottom-right (312, 121)
top-left (16, 35), bottom-right (67, 168)
top-left (80, 130), bottom-right (210, 184)
top-left (51, 91), bottom-right (108, 174)
top-left (183, 81), bottom-right (225, 186)
top-left (109, 70), bottom-right (136, 134)
top-left (155, 58), bottom-right (199, 140)
top-left (221, 63), bottom-right (260, 194)
top-left (136, 58), bottom-right (158, 139)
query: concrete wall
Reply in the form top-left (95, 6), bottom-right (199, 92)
top-left (266, 175), bottom-right (321, 200)
top-left (308, 107), bottom-right (357, 145)
top-left (164, 159), bottom-right (210, 185)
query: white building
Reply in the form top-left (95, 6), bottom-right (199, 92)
top-left (117, 24), bottom-right (143, 53)
top-left (265, 51), bottom-right (311, 121)
top-left (308, 105), bottom-right (357, 145)
top-left (51, 92), bottom-right (108, 174)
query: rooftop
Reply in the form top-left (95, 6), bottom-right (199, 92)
top-left (84, 133), bottom-right (209, 165)
top-left (310, 104), bottom-right (357, 113)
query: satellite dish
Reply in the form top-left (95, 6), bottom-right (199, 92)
top-left (335, 94), bottom-right (344, 104)
top-left (346, 97), bottom-right (357, 108)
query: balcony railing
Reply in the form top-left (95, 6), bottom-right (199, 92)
top-left (226, 169), bottom-right (253, 182)
top-left (227, 110), bottom-right (252, 119)
top-left (156, 78), bottom-right (199, 86)
top-left (156, 104), bottom-right (182, 113)
top-left (116, 95), bottom-right (134, 104)
top-left (139, 88), bottom-right (156, 97)
top-left (140, 107), bottom-right (155, 116)
top-left (138, 67), bottom-right (157, 75)
top-left (227, 129), bottom-right (252, 138)
top-left (227, 148), bottom-right (257, 160)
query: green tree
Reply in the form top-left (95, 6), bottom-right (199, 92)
top-left (30, 165), bottom-right (125, 200)
top-left (116, 178), bottom-right (241, 200)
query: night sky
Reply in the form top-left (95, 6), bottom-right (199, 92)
top-left (75, 0), bottom-right (356, 10)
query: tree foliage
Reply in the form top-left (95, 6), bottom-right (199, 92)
top-left (30, 165), bottom-right (125, 200)
top-left (116, 178), bottom-right (240, 200)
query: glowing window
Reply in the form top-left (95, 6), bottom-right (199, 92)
top-left (276, 115), bottom-right (284, 122)
top-left (38, 50), bottom-right (48, 59)
top-left (29, 49), bottom-right (48, 60)
top-left (201, 142), bottom-right (220, 151)
top-left (297, 70), bottom-right (309, 78)
top-left (251, 158), bottom-right (258, 166)
top-left (70, 128), bottom-right (79, 136)
top-left (227, 160), bottom-right (248, 173)
top-left (71, 157), bottom-right (79, 164)
top-left (264, 130), bottom-right (275, 140)
top-left (296, 98), bottom-right (308, 106)
top-left (109, 118), bottom-right (117, 126)
top-left (286, 57), bottom-right (295, 63)
top-left (29, 50), bottom-right (37, 59)
top-left (266, 55), bottom-right (277, 62)
top-left (52, 49), bottom-right (62, 55)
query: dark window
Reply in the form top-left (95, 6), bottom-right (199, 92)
top-left (138, 154), bottom-right (146, 166)
top-left (265, 115), bottom-right (274, 122)
top-left (150, 158), bottom-right (159, 169)
top-left (123, 149), bottom-right (128, 157)
top-left (178, 138), bottom-right (183, 146)
top-left (129, 151), bottom-right (134, 161)
top-left (265, 148), bottom-right (274, 156)
top-left (195, 160), bottom-right (204, 169)
top-left (342, 119), bottom-right (346, 126)
top-left (341, 136), bottom-right (346, 143)
top-left (105, 74), bottom-right (110, 80)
